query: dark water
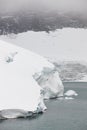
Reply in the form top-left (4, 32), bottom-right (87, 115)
top-left (0, 82), bottom-right (87, 130)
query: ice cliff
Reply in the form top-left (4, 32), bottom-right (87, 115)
top-left (0, 40), bottom-right (64, 119)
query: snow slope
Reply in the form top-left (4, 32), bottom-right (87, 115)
top-left (0, 40), bottom-right (63, 118)
top-left (1, 28), bottom-right (87, 82)
top-left (1, 28), bottom-right (87, 62)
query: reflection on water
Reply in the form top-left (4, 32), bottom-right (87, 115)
top-left (0, 82), bottom-right (87, 130)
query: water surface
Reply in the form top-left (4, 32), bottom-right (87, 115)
top-left (0, 82), bottom-right (87, 130)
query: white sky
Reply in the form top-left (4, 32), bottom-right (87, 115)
top-left (0, 0), bottom-right (87, 14)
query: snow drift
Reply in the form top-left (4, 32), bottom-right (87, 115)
top-left (0, 40), bottom-right (64, 119)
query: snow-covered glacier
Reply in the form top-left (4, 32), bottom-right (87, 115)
top-left (0, 40), bottom-right (64, 119)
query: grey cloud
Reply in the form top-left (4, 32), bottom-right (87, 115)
top-left (0, 0), bottom-right (86, 13)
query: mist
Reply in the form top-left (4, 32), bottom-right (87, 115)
top-left (0, 0), bottom-right (87, 14)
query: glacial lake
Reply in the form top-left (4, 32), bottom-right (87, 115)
top-left (0, 82), bottom-right (87, 130)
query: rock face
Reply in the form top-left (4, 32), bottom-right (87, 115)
top-left (0, 40), bottom-right (64, 119)
top-left (35, 68), bottom-right (64, 99)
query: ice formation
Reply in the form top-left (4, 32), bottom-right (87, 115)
top-left (34, 68), bottom-right (64, 99)
top-left (64, 90), bottom-right (78, 97)
top-left (65, 97), bottom-right (74, 100)
top-left (0, 40), bottom-right (64, 119)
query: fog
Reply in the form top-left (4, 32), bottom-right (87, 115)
top-left (0, 0), bottom-right (87, 14)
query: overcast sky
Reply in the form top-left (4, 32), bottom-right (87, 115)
top-left (0, 0), bottom-right (87, 14)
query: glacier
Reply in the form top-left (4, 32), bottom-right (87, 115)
top-left (0, 40), bottom-right (64, 119)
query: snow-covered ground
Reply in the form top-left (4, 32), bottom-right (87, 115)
top-left (53, 61), bottom-right (87, 82)
top-left (0, 40), bottom-right (64, 118)
top-left (1, 28), bottom-right (87, 81)
top-left (1, 28), bottom-right (87, 62)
